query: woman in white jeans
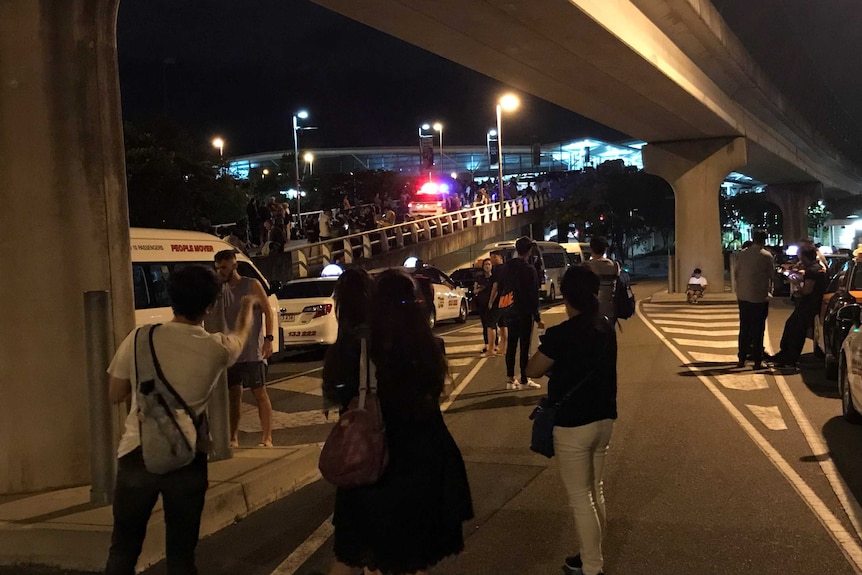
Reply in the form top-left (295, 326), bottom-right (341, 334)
top-left (526, 266), bottom-right (618, 575)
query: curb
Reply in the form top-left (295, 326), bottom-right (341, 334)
top-left (0, 444), bottom-right (322, 572)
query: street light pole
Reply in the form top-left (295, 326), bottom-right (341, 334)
top-left (293, 110), bottom-right (309, 231)
top-left (496, 94), bottom-right (520, 239)
top-left (212, 137), bottom-right (225, 175)
top-left (433, 122), bottom-right (443, 176)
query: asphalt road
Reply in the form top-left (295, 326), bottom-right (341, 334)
top-left (9, 279), bottom-right (862, 575)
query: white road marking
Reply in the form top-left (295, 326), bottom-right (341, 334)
top-left (269, 375), bottom-right (324, 395)
top-left (653, 319), bottom-right (740, 328)
top-left (672, 338), bottom-right (738, 349)
top-left (715, 373), bottom-right (769, 391)
top-left (642, 304), bottom-right (738, 311)
top-left (638, 302), bottom-right (862, 571)
top-left (689, 352), bottom-right (739, 363)
top-left (268, 354), bottom-right (489, 575)
top-left (663, 327), bottom-right (740, 336)
top-left (445, 343), bottom-right (486, 355)
top-left (648, 313), bottom-right (739, 320)
top-left (746, 405), bottom-right (788, 430)
top-left (448, 357), bottom-right (475, 367)
top-left (441, 333), bottom-right (487, 341)
top-left (269, 514), bottom-right (335, 575)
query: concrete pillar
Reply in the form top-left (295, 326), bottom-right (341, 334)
top-left (0, 1), bottom-right (133, 493)
top-left (763, 182), bottom-right (821, 245)
top-left (643, 138), bottom-right (747, 293)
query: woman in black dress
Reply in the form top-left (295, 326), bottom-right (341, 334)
top-left (324, 268), bottom-right (473, 575)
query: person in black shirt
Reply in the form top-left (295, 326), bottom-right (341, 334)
top-left (526, 265), bottom-right (617, 575)
top-left (489, 237), bottom-right (545, 389)
top-left (768, 245), bottom-right (828, 369)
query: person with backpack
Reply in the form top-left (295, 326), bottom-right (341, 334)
top-left (489, 236), bottom-right (545, 390)
top-left (105, 266), bottom-right (255, 575)
top-left (586, 236), bottom-right (636, 324)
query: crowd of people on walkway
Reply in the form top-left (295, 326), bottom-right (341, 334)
top-left (102, 233), bottom-right (621, 575)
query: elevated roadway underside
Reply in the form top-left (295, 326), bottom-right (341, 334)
top-left (310, 0), bottom-right (862, 194)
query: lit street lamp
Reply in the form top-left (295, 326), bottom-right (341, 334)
top-left (303, 152), bottom-right (314, 177)
top-left (433, 122), bottom-right (443, 176)
top-left (419, 123), bottom-right (434, 179)
top-left (496, 94), bottom-right (520, 237)
top-left (293, 110), bottom-right (309, 230)
top-left (212, 137), bottom-right (224, 160)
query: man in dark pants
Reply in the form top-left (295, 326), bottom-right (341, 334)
top-left (105, 267), bottom-right (254, 574)
top-left (489, 236), bottom-right (545, 390)
top-left (734, 230), bottom-right (775, 369)
top-left (768, 245), bottom-right (828, 369)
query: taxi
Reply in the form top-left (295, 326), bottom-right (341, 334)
top-left (837, 304), bottom-right (862, 422)
top-left (813, 253), bottom-right (858, 379)
top-left (276, 275), bottom-right (339, 347)
top-left (379, 258), bottom-right (469, 328)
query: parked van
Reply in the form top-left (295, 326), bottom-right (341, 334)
top-left (130, 227), bottom-right (282, 351)
top-left (560, 242), bottom-right (592, 265)
top-left (482, 240), bottom-right (569, 302)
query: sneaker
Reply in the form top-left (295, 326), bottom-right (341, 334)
top-left (506, 377), bottom-right (522, 390)
top-left (562, 554), bottom-right (582, 575)
top-left (523, 378), bottom-right (541, 389)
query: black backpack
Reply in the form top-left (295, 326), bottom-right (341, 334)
top-left (613, 262), bottom-right (636, 320)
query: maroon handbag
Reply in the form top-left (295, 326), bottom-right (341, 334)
top-left (319, 338), bottom-right (389, 487)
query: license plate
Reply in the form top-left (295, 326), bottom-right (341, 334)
top-left (284, 314), bottom-right (297, 322)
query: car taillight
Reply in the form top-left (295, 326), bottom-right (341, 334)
top-left (302, 304), bottom-right (333, 318)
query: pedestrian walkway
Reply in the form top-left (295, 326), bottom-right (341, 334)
top-left (0, 323), bottom-right (499, 572)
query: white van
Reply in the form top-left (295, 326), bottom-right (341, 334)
top-left (130, 227), bottom-right (282, 351)
top-left (560, 242), bottom-right (592, 265)
top-left (482, 240), bottom-right (569, 302)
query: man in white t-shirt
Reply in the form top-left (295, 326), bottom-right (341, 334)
top-left (104, 266), bottom-right (254, 575)
top-left (686, 268), bottom-right (708, 303)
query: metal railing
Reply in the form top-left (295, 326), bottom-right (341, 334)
top-left (282, 193), bottom-right (550, 278)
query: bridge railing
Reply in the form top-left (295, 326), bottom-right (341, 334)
top-left (278, 192), bottom-right (549, 278)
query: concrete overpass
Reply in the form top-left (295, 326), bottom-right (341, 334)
top-left (310, 0), bottom-right (862, 286)
top-left (2, 0), bottom-right (862, 494)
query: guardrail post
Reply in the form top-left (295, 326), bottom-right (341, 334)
top-left (444, 214), bottom-right (454, 235)
top-left (321, 241), bottom-right (331, 266)
top-left (422, 219), bottom-right (432, 240)
top-left (296, 248), bottom-right (309, 278)
top-left (342, 238), bottom-right (354, 264)
top-left (378, 229), bottom-right (389, 253)
top-left (362, 234), bottom-right (372, 259)
top-left (395, 225), bottom-right (405, 248)
top-left (410, 222), bottom-right (420, 244)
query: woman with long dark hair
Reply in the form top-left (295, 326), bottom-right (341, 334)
top-left (325, 268), bottom-right (473, 575)
top-left (526, 265), bottom-right (618, 575)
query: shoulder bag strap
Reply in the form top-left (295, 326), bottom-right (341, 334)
top-left (146, 324), bottom-right (199, 425)
top-left (358, 337), bottom-right (368, 409)
top-left (134, 325), bottom-right (155, 391)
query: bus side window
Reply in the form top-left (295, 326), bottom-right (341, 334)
top-left (150, 264), bottom-right (172, 308)
top-left (132, 264), bottom-right (151, 309)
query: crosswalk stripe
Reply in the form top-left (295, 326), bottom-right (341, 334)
top-left (653, 320), bottom-right (739, 328)
top-left (716, 373), bottom-right (770, 391)
top-left (643, 304), bottom-right (738, 311)
top-left (663, 327), bottom-right (739, 336)
top-left (448, 357), bottom-right (475, 367)
top-left (441, 333), bottom-right (486, 341)
top-left (689, 351), bottom-right (739, 363)
top-left (269, 375), bottom-right (323, 395)
top-left (239, 405), bottom-right (329, 432)
top-left (649, 313), bottom-right (739, 320)
top-left (445, 343), bottom-right (485, 355)
top-left (672, 338), bottom-right (738, 348)
top-left (746, 405), bottom-right (788, 430)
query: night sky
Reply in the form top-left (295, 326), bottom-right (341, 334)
top-left (116, 0), bottom-right (625, 156)
top-left (117, 0), bottom-right (862, 160)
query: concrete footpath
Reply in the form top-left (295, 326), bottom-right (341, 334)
top-left (0, 444), bottom-right (322, 572)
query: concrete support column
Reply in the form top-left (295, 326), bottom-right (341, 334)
top-left (0, 1), bottom-right (133, 493)
top-left (643, 137), bottom-right (747, 293)
top-left (763, 182), bottom-right (821, 245)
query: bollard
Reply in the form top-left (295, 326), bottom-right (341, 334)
top-left (84, 291), bottom-right (116, 506)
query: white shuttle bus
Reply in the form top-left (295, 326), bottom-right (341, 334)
top-left (130, 227), bottom-right (282, 351)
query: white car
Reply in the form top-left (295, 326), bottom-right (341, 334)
top-left (277, 277), bottom-right (339, 347)
top-left (837, 304), bottom-right (862, 422)
top-left (410, 264), bottom-right (469, 328)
